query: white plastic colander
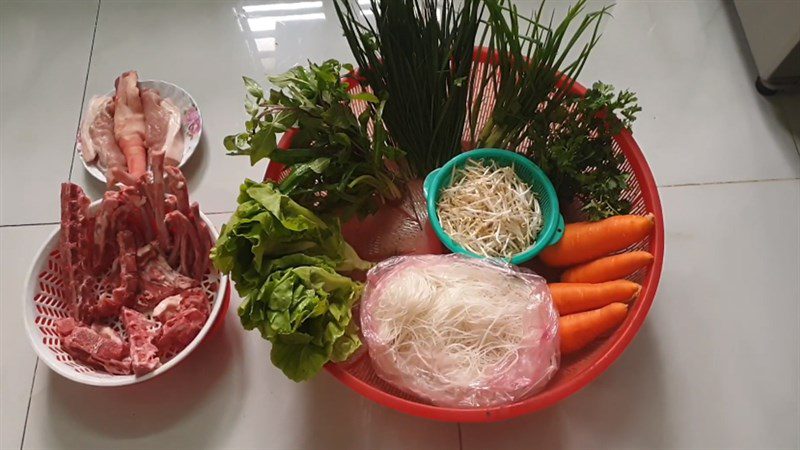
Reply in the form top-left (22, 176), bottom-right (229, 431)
top-left (23, 200), bottom-right (228, 386)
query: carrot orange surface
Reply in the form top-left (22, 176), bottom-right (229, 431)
top-left (561, 251), bottom-right (654, 283)
top-left (559, 302), bottom-right (629, 354)
top-left (539, 214), bottom-right (654, 268)
top-left (550, 280), bottom-right (640, 315)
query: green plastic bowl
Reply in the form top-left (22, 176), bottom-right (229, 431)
top-left (423, 148), bottom-right (565, 264)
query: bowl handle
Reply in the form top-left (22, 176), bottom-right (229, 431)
top-left (423, 168), bottom-right (441, 198)
top-left (548, 214), bottom-right (566, 246)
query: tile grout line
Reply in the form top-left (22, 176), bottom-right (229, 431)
top-left (18, 358), bottom-right (39, 450)
top-left (68, 0), bottom-right (102, 182)
top-left (1, 171), bottom-right (796, 229)
top-left (19, 1), bottom-right (100, 447)
top-left (0, 222), bottom-right (60, 229)
top-left (2, 174), bottom-right (798, 228)
top-left (658, 176), bottom-right (800, 189)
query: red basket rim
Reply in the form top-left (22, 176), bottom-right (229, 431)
top-left (268, 51), bottom-right (665, 423)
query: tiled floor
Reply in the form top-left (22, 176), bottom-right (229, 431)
top-left (1, 1), bottom-right (798, 449)
top-left (0, 0), bottom-right (98, 225)
top-left (23, 217), bottom-right (459, 449)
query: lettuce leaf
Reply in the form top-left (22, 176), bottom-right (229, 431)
top-left (238, 254), bottom-right (363, 381)
top-left (211, 180), bottom-right (368, 381)
top-left (211, 180), bottom-right (370, 297)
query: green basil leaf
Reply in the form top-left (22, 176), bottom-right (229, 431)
top-left (349, 92), bottom-right (379, 103)
top-left (249, 128), bottom-right (277, 165)
top-left (268, 148), bottom-right (327, 164)
top-left (223, 134), bottom-right (239, 151)
top-left (245, 97), bottom-right (258, 115)
top-left (243, 76), bottom-right (264, 99)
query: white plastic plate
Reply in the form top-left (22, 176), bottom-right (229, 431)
top-left (77, 80), bottom-right (203, 184)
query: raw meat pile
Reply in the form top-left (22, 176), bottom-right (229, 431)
top-left (80, 70), bottom-right (185, 183)
top-left (56, 159), bottom-right (213, 376)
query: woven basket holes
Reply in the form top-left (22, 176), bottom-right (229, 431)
top-left (334, 76), bottom-right (656, 404)
top-left (347, 84), bottom-right (375, 138)
top-left (31, 245), bottom-right (223, 376)
top-left (347, 356), bottom-right (428, 403)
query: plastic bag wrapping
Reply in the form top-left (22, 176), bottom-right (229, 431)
top-left (360, 254), bottom-right (560, 408)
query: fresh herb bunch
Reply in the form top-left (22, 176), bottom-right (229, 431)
top-left (333, 0), bottom-right (483, 176)
top-left (526, 81), bottom-right (642, 220)
top-left (470, 0), bottom-right (610, 150)
top-left (224, 59), bottom-right (402, 220)
top-left (469, 0), bottom-right (640, 219)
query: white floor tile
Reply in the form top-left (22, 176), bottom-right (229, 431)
top-left (0, 1), bottom-right (98, 225)
top-left (514, 0), bottom-right (800, 186)
top-left (69, 0), bottom-right (356, 212)
top-left (461, 179), bottom-right (800, 449)
top-left (1, 224), bottom-right (57, 449)
top-left (68, 0), bottom-right (800, 205)
top-left (5, 0), bottom-right (800, 447)
top-left (22, 213), bottom-right (459, 450)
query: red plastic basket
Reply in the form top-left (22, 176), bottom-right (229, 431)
top-left (265, 49), bottom-right (664, 422)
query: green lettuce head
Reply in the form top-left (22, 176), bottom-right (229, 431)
top-left (238, 254), bottom-right (363, 381)
top-left (211, 180), bottom-right (370, 297)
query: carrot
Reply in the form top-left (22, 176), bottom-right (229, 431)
top-left (560, 303), bottom-right (628, 354)
top-left (539, 214), bottom-right (655, 267)
top-left (561, 251), bottom-right (654, 283)
top-left (114, 71), bottom-right (147, 178)
top-left (550, 280), bottom-right (641, 315)
top-left (118, 141), bottom-right (147, 177)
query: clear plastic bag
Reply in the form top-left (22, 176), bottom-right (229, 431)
top-left (360, 254), bottom-right (560, 408)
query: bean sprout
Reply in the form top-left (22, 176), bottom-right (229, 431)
top-left (437, 159), bottom-right (542, 258)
